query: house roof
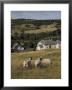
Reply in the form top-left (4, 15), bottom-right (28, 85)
top-left (12, 42), bottom-right (24, 50)
top-left (39, 39), bottom-right (61, 45)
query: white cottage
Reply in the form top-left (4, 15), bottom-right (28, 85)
top-left (55, 40), bottom-right (61, 49)
top-left (36, 40), bottom-right (61, 50)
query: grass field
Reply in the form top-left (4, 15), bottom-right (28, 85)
top-left (11, 49), bottom-right (61, 79)
top-left (12, 23), bottom-right (58, 34)
top-left (25, 24), bottom-right (57, 34)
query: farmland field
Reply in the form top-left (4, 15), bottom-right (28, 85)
top-left (11, 49), bottom-right (61, 79)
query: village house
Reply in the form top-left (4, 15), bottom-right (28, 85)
top-left (11, 42), bottom-right (24, 52)
top-left (36, 39), bottom-right (61, 50)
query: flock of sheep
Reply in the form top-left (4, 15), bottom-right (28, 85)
top-left (23, 57), bottom-right (52, 69)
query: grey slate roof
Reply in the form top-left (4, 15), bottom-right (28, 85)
top-left (39, 40), bottom-right (61, 45)
top-left (12, 42), bottom-right (24, 50)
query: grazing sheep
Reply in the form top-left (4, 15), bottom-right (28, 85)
top-left (23, 57), bottom-right (32, 69)
top-left (23, 60), bottom-right (28, 69)
top-left (35, 57), bottom-right (42, 68)
top-left (41, 58), bottom-right (52, 67)
top-left (35, 58), bottom-right (52, 68)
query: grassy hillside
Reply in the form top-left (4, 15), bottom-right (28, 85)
top-left (25, 23), bottom-right (58, 34)
top-left (11, 19), bottom-right (61, 79)
top-left (11, 49), bottom-right (61, 79)
top-left (11, 19), bottom-right (61, 34)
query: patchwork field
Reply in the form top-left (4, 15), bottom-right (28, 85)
top-left (11, 49), bottom-right (61, 79)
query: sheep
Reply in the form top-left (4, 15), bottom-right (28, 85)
top-left (23, 57), bottom-right (52, 69)
top-left (34, 58), bottom-right (52, 68)
top-left (40, 58), bottom-right (52, 67)
top-left (23, 60), bottom-right (28, 69)
top-left (34, 57), bottom-right (43, 68)
top-left (23, 57), bottom-right (32, 69)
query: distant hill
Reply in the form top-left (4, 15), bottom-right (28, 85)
top-left (11, 19), bottom-right (61, 33)
top-left (11, 19), bottom-right (61, 28)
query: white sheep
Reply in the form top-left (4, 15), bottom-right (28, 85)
top-left (35, 58), bottom-right (41, 68)
top-left (41, 58), bottom-right (52, 67)
top-left (35, 58), bottom-right (52, 68)
top-left (23, 57), bottom-right (32, 69)
top-left (23, 60), bottom-right (28, 69)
